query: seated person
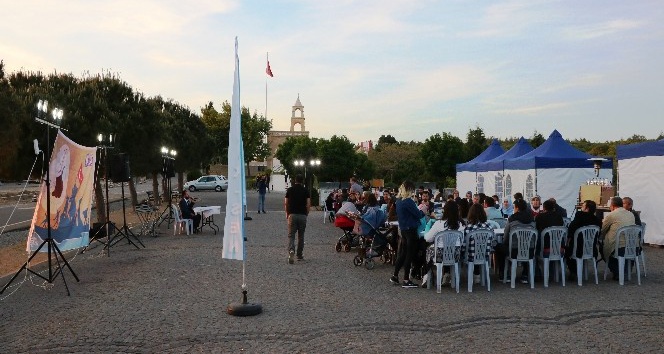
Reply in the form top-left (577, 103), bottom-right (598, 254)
top-left (535, 199), bottom-right (564, 257)
top-left (464, 203), bottom-right (494, 284)
top-left (423, 201), bottom-right (463, 287)
top-left (549, 197), bottom-right (568, 218)
top-left (336, 192), bottom-right (359, 217)
top-left (566, 199), bottom-right (602, 278)
top-left (601, 197), bottom-right (636, 280)
top-left (530, 196), bottom-right (542, 218)
top-left (179, 189), bottom-right (202, 232)
top-left (484, 197), bottom-right (503, 220)
top-left (494, 199), bottom-right (534, 282)
top-left (622, 197), bottom-right (642, 226)
top-left (500, 199), bottom-right (514, 218)
top-left (419, 190), bottom-right (435, 219)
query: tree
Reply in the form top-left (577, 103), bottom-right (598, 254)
top-left (200, 101), bottom-right (272, 170)
top-left (317, 135), bottom-right (358, 181)
top-left (464, 126), bottom-right (487, 161)
top-left (420, 132), bottom-right (464, 186)
top-left (375, 134), bottom-right (398, 151)
top-left (368, 142), bottom-right (424, 186)
top-left (530, 131), bottom-right (545, 148)
top-left (274, 135), bottom-right (319, 178)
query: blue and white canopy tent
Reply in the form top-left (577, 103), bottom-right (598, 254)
top-left (617, 139), bottom-right (664, 245)
top-left (475, 137), bottom-right (534, 202)
top-left (502, 130), bottom-right (612, 214)
top-left (455, 139), bottom-right (505, 195)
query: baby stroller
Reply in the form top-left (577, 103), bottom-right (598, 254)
top-left (351, 208), bottom-right (394, 269)
top-left (334, 214), bottom-right (361, 252)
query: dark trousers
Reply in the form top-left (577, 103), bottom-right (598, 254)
top-left (607, 248), bottom-right (627, 277)
top-left (393, 228), bottom-right (418, 280)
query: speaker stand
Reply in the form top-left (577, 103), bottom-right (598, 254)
top-left (107, 182), bottom-right (144, 249)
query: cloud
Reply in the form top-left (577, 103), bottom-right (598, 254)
top-left (562, 19), bottom-right (644, 40)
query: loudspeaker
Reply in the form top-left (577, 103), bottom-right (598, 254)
top-left (162, 157), bottom-right (175, 178)
top-left (110, 153), bottom-right (131, 182)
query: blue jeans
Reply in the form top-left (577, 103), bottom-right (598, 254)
top-left (258, 192), bottom-right (266, 212)
top-left (288, 214), bottom-right (307, 257)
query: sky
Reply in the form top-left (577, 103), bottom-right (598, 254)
top-left (2, 1), bottom-right (663, 144)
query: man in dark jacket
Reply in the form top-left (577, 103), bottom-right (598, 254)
top-left (566, 200), bottom-right (602, 278)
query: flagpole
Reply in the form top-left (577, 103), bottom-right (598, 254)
top-left (265, 52), bottom-right (268, 120)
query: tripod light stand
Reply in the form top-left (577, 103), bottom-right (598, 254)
top-left (157, 147), bottom-right (177, 228)
top-left (107, 153), bottom-right (144, 249)
top-left (1, 100), bottom-right (79, 296)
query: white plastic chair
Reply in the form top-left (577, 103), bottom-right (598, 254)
top-left (465, 229), bottom-right (493, 292)
top-left (490, 218), bottom-right (507, 228)
top-left (639, 222), bottom-right (647, 277)
top-left (172, 204), bottom-right (193, 235)
top-left (503, 227), bottom-right (538, 289)
top-left (571, 225), bottom-right (600, 286)
top-left (603, 225), bottom-right (641, 285)
top-left (539, 226), bottom-right (567, 287)
top-left (429, 230), bottom-right (463, 294)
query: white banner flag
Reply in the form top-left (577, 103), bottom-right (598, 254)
top-left (222, 37), bottom-right (245, 261)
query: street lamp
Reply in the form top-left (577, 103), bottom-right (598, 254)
top-left (293, 158), bottom-right (321, 198)
top-left (156, 146), bottom-right (178, 228)
top-left (89, 133), bottom-right (114, 252)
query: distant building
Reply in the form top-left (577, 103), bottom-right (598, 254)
top-left (248, 95), bottom-right (309, 175)
top-left (356, 140), bottom-right (373, 154)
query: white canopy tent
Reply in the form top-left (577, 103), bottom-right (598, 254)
top-left (617, 140), bottom-right (664, 245)
top-left (455, 139), bottom-right (505, 195)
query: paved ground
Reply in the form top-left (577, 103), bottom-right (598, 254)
top-left (1, 190), bottom-right (663, 353)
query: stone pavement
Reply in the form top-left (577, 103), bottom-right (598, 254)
top-left (1, 190), bottom-right (663, 353)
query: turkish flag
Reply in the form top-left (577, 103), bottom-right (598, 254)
top-left (266, 60), bottom-right (273, 77)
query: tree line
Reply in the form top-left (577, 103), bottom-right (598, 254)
top-left (0, 61), bottom-right (271, 222)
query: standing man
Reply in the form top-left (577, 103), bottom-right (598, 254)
top-left (257, 175), bottom-right (267, 214)
top-left (285, 174), bottom-right (310, 264)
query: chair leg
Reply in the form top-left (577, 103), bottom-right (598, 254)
top-left (592, 258), bottom-right (598, 285)
top-left (618, 257), bottom-right (625, 286)
top-left (603, 258), bottom-right (609, 281)
top-left (467, 261), bottom-right (474, 293)
top-left (635, 258), bottom-right (641, 285)
top-left (560, 259), bottom-right (566, 287)
top-left (511, 261), bottom-right (517, 289)
top-left (641, 253), bottom-right (647, 277)
top-left (485, 262), bottom-right (491, 292)
top-left (454, 264), bottom-right (459, 293)
top-left (529, 260), bottom-right (535, 289)
top-left (436, 264), bottom-right (443, 294)
top-left (543, 259), bottom-right (550, 288)
top-left (576, 260), bottom-right (583, 286)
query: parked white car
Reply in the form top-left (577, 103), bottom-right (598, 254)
top-left (184, 175), bottom-right (228, 192)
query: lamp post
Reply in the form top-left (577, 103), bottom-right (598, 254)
top-left (93, 133), bottom-right (114, 254)
top-left (294, 158), bottom-right (321, 199)
top-left (157, 146), bottom-right (177, 228)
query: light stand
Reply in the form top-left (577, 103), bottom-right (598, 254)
top-left (83, 133), bottom-right (114, 255)
top-left (294, 158), bottom-right (321, 199)
top-left (157, 147), bottom-right (176, 228)
top-left (1, 100), bottom-right (79, 296)
top-left (106, 151), bottom-right (144, 250)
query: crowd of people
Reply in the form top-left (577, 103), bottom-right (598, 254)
top-left (328, 179), bottom-right (643, 289)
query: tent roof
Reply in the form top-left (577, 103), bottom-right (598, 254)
top-left (477, 137), bottom-right (533, 171)
top-left (617, 139), bottom-right (664, 160)
top-left (504, 130), bottom-right (612, 169)
top-left (456, 139), bottom-right (505, 172)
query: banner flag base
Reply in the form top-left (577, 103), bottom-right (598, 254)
top-left (227, 290), bottom-right (262, 317)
